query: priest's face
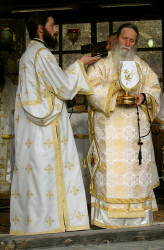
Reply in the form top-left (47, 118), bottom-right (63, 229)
top-left (43, 16), bottom-right (58, 48)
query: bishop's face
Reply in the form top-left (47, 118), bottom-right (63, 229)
top-left (117, 27), bottom-right (137, 55)
top-left (43, 16), bottom-right (58, 48)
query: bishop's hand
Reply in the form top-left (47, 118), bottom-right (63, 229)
top-left (134, 93), bottom-right (145, 106)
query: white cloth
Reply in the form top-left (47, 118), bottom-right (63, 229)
top-left (10, 40), bottom-right (93, 235)
top-left (119, 61), bottom-right (141, 91)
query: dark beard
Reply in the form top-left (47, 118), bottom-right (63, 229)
top-left (43, 28), bottom-right (58, 49)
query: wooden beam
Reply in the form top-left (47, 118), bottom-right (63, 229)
top-left (0, 224), bottom-right (164, 249)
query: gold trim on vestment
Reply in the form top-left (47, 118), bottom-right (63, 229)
top-left (10, 224), bottom-right (90, 235)
top-left (105, 80), bottom-right (117, 117)
top-left (152, 181), bottom-right (160, 189)
top-left (91, 220), bottom-right (153, 229)
top-left (91, 202), bottom-right (108, 211)
top-left (66, 225), bottom-right (90, 231)
top-left (56, 119), bottom-right (70, 230)
top-left (22, 81), bottom-right (64, 125)
top-left (91, 190), bottom-right (153, 204)
top-left (152, 208), bottom-right (158, 212)
top-left (89, 78), bottom-right (102, 87)
top-left (10, 226), bottom-right (66, 236)
top-left (85, 108), bottom-right (102, 194)
top-left (108, 211), bottom-right (145, 218)
top-left (24, 107), bottom-right (63, 127)
top-left (141, 93), bottom-right (158, 122)
top-left (77, 60), bottom-right (93, 95)
top-left (2, 134), bottom-right (14, 139)
top-left (51, 118), bottom-right (66, 230)
top-left (108, 202), bottom-right (148, 218)
top-left (91, 202), bottom-right (152, 213)
top-left (22, 47), bottom-right (45, 106)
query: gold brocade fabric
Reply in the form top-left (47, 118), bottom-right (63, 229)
top-left (87, 52), bottom-right (161, 228)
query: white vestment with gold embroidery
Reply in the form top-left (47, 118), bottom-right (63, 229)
top-left (10, 40), bottom-right (93, 235)
top-left (87, 51), bottom-right (161, 228)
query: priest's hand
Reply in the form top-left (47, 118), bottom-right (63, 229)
top-left (80, 54), bottom-right (101, 65)
top-left (134, 93), bottom-right (144, 106)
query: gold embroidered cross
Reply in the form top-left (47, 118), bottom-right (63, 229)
top-left (67, 67), bottom-right (75, 75)
top-left (47, 55), bottom-right (53, 62)
top-left (12, 215), bottom-right (20, 225)
top-left (16, 93), bottom-right (20, 100)
top-left (24, 89), bottom-right (28, 95)
top-left (27, 216), bottom-right (32, 226)
top-left (70, 186), bottom-right (79, 196)
top-left (39, 71), bottom-right (46, 79)
top-left (61, 136), bottom-right (68, 146)
top-left (30, 41), bottom-right (36, 47)
top-left (75, 211), bottom-right (85, 221)
top-left (57, 86), bottom-right (64, 95)
top-left (58, 113), bottom-right (63, 120)
top-left (44, 138), bottom-right (54, 148)
top-left (25, 138), bottom-right (32, 148)
top-left (44, 164), bottom-right (54, 174)
top-left (22, 64), bottom-right (27, 72)
top-left (55, 103), bottom-right (61, 111)
top-left (11, 190), bottom-right (19, 200)
top-left (65, 161), bottom-right (74, 171)
top-left (19, 78), bottom-right (23, 86)
top-left (16, 115), bottom-right (19, 123)
top-left (46, 190), bottom-right (54, 200)
top-left (27, 190), bottom-right (34, 200)
top-left (14, 165), bottom-right (18, 175)
top-left (25, 164), bottom-right (32, 174)
top-left (40, 88), bottom-right (47, 97)
top-left (46, 216), bottom-right (54, 226)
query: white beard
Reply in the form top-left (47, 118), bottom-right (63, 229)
top-left (113, 42), bottom-right (137, 70)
